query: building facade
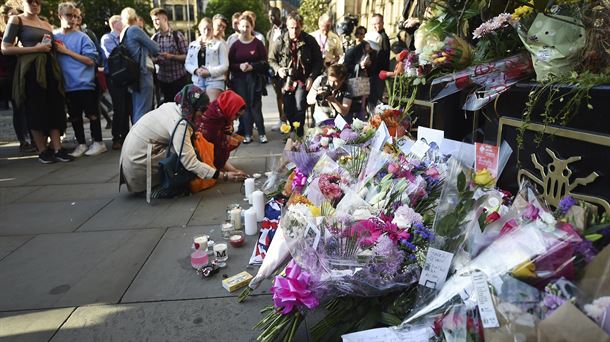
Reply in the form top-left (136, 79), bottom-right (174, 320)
top-left (268, 0), bottom-right (300, 17)
top-left (150, 0), bottom-right (203, 40)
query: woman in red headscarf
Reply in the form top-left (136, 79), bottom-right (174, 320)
top-left (196, 89), bottom-right (247, 173)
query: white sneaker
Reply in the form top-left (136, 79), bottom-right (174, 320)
top-left (70, 144), bottom-right (88, 158)
top-left (85, 141), bottom-right (108, 156)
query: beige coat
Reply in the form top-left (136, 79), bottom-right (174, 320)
top-left (119, 103), bottom-right (216, 193)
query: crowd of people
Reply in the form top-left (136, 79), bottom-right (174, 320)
top-left (0, 0), bottom-right (392, 165)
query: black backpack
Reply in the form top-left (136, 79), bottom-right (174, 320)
top-left (108, 27), bottom-right (140, 88)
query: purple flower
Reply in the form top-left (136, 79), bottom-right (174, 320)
top-left (522, 203), bottom-right (540, 221)
top-left (557, 196), bottom-right (577, 215)
top-left (271, 260), bottom-right (319, 315)
top-left (339, 128), bottom-right (358, 142)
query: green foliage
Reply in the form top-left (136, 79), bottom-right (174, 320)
top-left (37, 0), bottom-right (151, 39)
top-left (298, 0), bottom-right (328, 32)
top-left (203, 0), bottom-right (269, 35)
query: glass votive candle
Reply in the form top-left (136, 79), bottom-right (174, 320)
top-left (228, 230), bottom-right (245, 248)
top-left (190, 250), bottom-right (209, 269)
top-left (221, 222), bottom-right (233, 240)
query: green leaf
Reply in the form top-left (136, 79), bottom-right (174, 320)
top-left (478, 212), bottom-right (487, 231)
top-left (457, 171), bottom-right (466, 192)
top-left (437, 213), bottom-right (459, 237)
top-left (586, 234), bottom-right (603, 242)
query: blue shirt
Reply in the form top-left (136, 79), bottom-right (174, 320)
top-left (100, 31), bottom-right (120, 74)
top-left (54, 30), bottom-right (98, 92)
top-left (121, 25), bottom-right (160, 74)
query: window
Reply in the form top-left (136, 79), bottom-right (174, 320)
top-left (174, 5), bottom-right (184, 21)
top-left (163, 6), bottom-right (174, 21)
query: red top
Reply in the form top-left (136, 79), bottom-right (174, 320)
top-left (228, 38), bottom-right (267, 79)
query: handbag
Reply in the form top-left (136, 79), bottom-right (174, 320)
top-left (347, 66), bottom-right (370, 97)
top-left (189, 132), bottom-right (217, 193)
top-left (158, 118), bottom-right (197, 194)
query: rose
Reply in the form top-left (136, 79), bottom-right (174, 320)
top-left (280, 123), bottom-right (291, 134)
top-left (474, 168), bottom-right (495, 187)
top-left (379, 70), bottom-right (390, 81)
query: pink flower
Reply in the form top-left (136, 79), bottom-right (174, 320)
top-left (522, 203), bottom-right (540, 221)
top-left (379, 70), bottom-right (390, 81)
top-left (500, 218), bottom-right (518, 236)
top-left (425, 167), bottom-right (440, 179)
top-left (485, 211), bottom-right (501, 223)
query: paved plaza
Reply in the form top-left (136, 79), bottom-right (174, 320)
top-left (0, 89), bottom-right (312, 341)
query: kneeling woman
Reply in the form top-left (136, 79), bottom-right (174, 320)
top-left (119, 85), bottom-right (246, 195)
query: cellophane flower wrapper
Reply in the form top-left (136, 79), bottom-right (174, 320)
top-left (403, 192), bottom-right (583, 326)
top-left (283, 148), bottom-right (325, 176)
top-left (516, 11), bottom-right (586, 81)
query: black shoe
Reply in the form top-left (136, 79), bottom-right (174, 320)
top-left (19, 142), bottom-right (37, 153)
top-left (38, 149), bottom-right (57, 164)
top-left (54, 148), bottom-right (75, 162)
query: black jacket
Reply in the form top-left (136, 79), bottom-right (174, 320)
top-left (268, 31), bottom-right (323, 82)
top-left (374, 29), bottom-right (391, 73)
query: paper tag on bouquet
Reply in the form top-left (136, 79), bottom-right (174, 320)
top-left (342, 326), bottom-right (433, 342)
top-left (334, 115), bottom-right (348, 130)
top-left (417, 127), bottom-right (444, 146)
top-left (305, 221), bottom-right (321, 250)
top-left (419, 247), bottom-right (454, 289)
top-left (410, 140), bottom-right (430, 159)
top-left (472, 271), bottom-right (500, 328)
top-left (370, 121), bottom-right (390, 151)
top-left (475, 142), bottom-right (499, 178)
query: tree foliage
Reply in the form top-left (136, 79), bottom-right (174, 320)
top-left (203, 0), bottom-right (269, 35)
top-left (6, 0), bottom-right (151, 38)
top-left (299, 0), bottom-right (328, 32)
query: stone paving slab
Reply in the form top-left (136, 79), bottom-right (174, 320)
top-left (0, 229), bottom-right (164, 311)
top-left (0, 199), bottom-right (112, 235)
top-left (0, 186), bottom-right (40, 204)
top-left (17, 183), bottom-right (119, 203)
top-left (0, 308), bottom-right (75, 342)
top-left (50, 295), bottom-right (308, 342)
top-left (78, 194), bottom-right (200, 231)
top-left (0, 235), bottom-right (32, 260)
top-left (0, 164), bottom-right (66, 187)
top-left (29, 164), bottom-right (119, 186)
top-left (188, 185), bottom-right (247, 226)
top-left (122, 225), bottom-right (272, 303)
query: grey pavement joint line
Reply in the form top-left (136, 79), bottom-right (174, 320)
top-left (117, 227), bottom-right (169, 304)
top-left (46, 307), bottom-right (77, 342)
top-left (0, 235), bottom-right (34, 263)
top-left (73, 197), bottom-right (116, 233)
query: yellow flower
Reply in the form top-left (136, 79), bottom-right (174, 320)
top-left (474, 168), bottom-right (495, 187)
top-left (292, 121), bottom-right (301, 129)
top-left (280, 123), bottom-right (291, 134)
top-left (511, 260), bottom-right (536, 279)
top-left (512, 4), bottom-right (533, 19)
top-left (309, 205), bottom-right (321, 217)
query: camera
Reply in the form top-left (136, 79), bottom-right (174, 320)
top-left (336, 15), bottom-right (358, 36)
top-left (316, 85), bottom-right (333, 103)
top-left (281, 68), bottom-right (295, 94)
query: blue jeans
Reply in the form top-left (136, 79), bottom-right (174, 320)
top-left (283, 83), bottom-right (307, 137)
top-left (131, 71), bottom-right (154, 123)
top-left (232, 74), bottom-right (265, 137)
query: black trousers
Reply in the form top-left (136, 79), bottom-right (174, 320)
top-left (158, 75), bottom-right (190, 105)
top-left (107, 75), bottom-right (133, 143)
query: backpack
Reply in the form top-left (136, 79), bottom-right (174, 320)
top-left (108, 27), bottom-right (140, 88)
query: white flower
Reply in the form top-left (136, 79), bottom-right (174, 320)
top-left (352, 118), bottom-right (366, 130)
top-left (392, 205), bottom-right (423, 228)
top-left (584, 296), bottom-right (610, 324)
top-left (326, 128), bottom-right (336, 136)
top-left (353, 208), bottom-right (374, 221)
top-left (333, 138), bottom-right (345, 149)
top-left (320, 136), bottom-right (330, 147)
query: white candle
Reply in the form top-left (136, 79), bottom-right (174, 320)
top-left (230, 208), bottom-right (242, 229)
top-left (244, 178), bottom-right (255, 203)
top-left (244, 208), bottom-right (258, 236)
top-left (252, 190), bottom-right (265, 222)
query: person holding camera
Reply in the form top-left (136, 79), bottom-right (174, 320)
top-left (268, 12), bottom-right (322, 137)
top-left (306, 64), bottom-right (352, 125)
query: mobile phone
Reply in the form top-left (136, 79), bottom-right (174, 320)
top-left (41, 34), bottom-right (52, 45)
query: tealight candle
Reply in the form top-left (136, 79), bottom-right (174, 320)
top-left (221, 222), bottom-right (233, 240)
top-left (229, 231), bottom-right (245, 247)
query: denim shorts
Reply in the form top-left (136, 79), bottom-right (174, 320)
top-left (195, 78), bottom-right (225, 91)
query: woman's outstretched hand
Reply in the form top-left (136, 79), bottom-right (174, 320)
top-left (224, 171), bottom-right (247, 182)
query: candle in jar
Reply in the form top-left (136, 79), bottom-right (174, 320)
top-left (191, 250), bottom-right (209, 269)
top-left (251, 190), bottom-right (265, 222)
top-left (229, 233), bottom-right (245, 247)
top-left (244, 207), bottom-right (258, 236)
top-left (193, 235), bottom-right (208, 251)
top-left (230, 207), bottom-right (242, 229)
top-left (244, 178), bottom-right (255, 203)
top-left (221, 222), bottom-right (233, 240)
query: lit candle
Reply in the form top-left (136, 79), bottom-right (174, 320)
top-left (230, 207), bottom-right (242, 229)
top-left (244, 207), bottom-right (258, 236)
top-left (251, 190), bottom-right (265, 222)
top-left (244, 178), bottom-right (255, 203)
top-left (229, 232), bottom-right (245, 247)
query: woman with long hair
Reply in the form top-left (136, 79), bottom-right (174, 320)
top-left (185, 17), bottom-right (228, 102)
top-left (228, 14), bottom-right (268, 144)
top-left (1, 0), bottom-right (72, 163)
